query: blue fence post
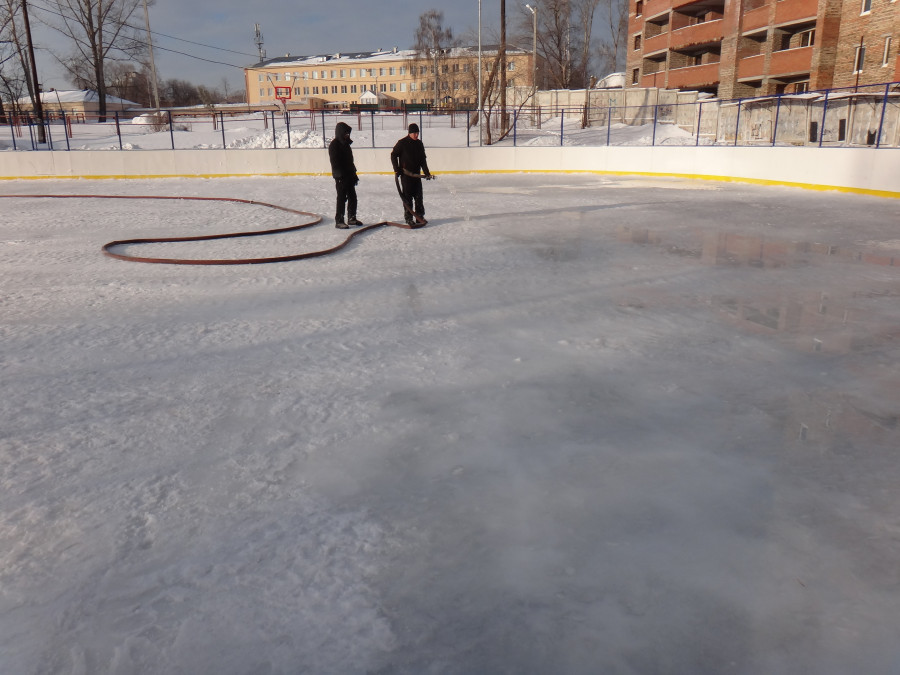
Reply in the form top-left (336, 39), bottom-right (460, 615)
top-left (876, 83), bottom-right (890, 148)
top-left (46, 114), bottom-right (54, 150)
top-left (772, 94), bottom-right (782, 146)
top-left (695, 101), bottom-right (702, 146)
top-left (818, 89), bottom-right (829, 147)
top-left (271, 110), bottom-right (277, 148)
top-left (607, 104), bottom-right (613, 146)
top-left (114, 111), bottom-right (122, 150)
top-left (560, 109), bottom-right (565, 146)
top-left (286, 109), bottom-right (291, 149)
top-left (8, 114), bottom-right (17, 151)
top-left (61, 110), bottom-right (70, 151)
top-left (734, 98), bottom-right (742, 146)
top-left (370, 110), bottom-right (375, 148)
top-left (167, 111), bottom-right (175, 149)
top-left (220, 111), bottom-right (226, 149)
top-left (321, 110), bottom-right (326, 146)
top-left (467, 107), bottom-right (470, 147)
top-left (652, 103), bottom-right (659, 146)
top-left (27, 116), bottom-right (36, 150)
top-left (513, 109), bottom-right (518, 146)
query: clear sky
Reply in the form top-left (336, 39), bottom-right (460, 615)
top-left (30, 0), bottom-right (512, 93)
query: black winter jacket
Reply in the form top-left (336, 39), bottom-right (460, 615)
top-left (329, 122), bottom-right (358, 184)
top-left (390, 135), bottom-right (430, 177)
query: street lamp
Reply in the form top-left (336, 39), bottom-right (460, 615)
top-left (525, 4), bottom-right (537, 92)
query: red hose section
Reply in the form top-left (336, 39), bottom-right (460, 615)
top-left (0, 193), bottom-right (420, 265)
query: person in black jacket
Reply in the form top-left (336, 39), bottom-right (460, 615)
top-left (328, 122), bottom-right (362, 229)
top-left (391, 123), bottom-right (431, 226)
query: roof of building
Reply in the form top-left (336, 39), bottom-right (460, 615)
top-left (250, 45), bottom-right (529, 69)
top-left (17, 89), bottom-right (139, 106)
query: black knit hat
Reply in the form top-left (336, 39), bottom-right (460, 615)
top-left (408, 123), bottom-right (419, 134)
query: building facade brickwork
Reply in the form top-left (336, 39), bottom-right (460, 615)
top-left (626, 0), bottom-right (898, 97)
top-left (244, 47), bottom-right (534, 109)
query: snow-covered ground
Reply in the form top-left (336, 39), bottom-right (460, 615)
top-left (2, 173), bottom-right (900, 674)
top-left (0, 112), bottom-right (704, 151)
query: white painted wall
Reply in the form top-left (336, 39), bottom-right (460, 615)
top-left (1, 146), bottom-right (898, 198)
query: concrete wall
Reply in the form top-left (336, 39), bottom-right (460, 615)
top-left (1, 145), bottom-right (898, 198)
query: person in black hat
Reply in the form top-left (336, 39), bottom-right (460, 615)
top-left (391, 122), bottom-right (432, 226)
top-left (328, 121), bottom-right (362, 229)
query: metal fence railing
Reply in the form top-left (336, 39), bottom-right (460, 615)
top-left (3, 80), bottom-right (898, 151)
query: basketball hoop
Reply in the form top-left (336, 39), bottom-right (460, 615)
top-left (275, 86), bottom-right (292, 104)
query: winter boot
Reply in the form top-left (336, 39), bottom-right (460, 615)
top-left (348, 217), bottom-right (363, 226)
top-left (335, 220), bottom-right (349, 229)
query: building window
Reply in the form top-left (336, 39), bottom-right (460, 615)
top-left (320, 70), bottom-right (326, 78)
top-left (632, 68), bottom-right (640, 84)
top-left (861, 0), bottom-right (871, 12)
top-left (303, 87), bottom-right (309, 95)
top-left (400, 66), bottom-right (407, 75)
top-left (854, 42), bottom-right (866, 72)
top-left (341, 85), bottom-right (347, 93)
top-left (313, 87), bottom-right (319, 95)
top-left (636, 0), bottom-right (643, 16)
top-left (798, 28), bottom-right (814, 47)
top-left (312, 71), bottom-right (318, 79)
top-left (634, 34), bottom-right (642, 50)
top-left (380, 84), bottom-right (387, 92)
top-left (258, 74), bottom-right (264, 82)
top-left (259, 88), bottom-right (264, 96)
top-left (794, 81), bottom-right (809, 93)
top-left (390, 82), bottom-right (397, 92)
top-left (883, 37), bottom-right (892, 66)
top-left (508, 62), bottom-right (516, 71)
top-left (350, 85), bottom-right (357, 93)
top-left (379, 68), bottom-right (386, 76)
top-left (293, 87), bottom-right (301, 95)
top-left (340, 69), bottom-right (346, 77)
top-left (400, 83), bottom-right (407, 91)
top-left (411, 82), bottom-right (418, 91)
top-left (390, 67), bottom-right (396, 75)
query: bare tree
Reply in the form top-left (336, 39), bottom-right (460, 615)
top-left (595, 0), bottom-right (628, 74)
top-left (44, 0), bottom-right (148, 120)
top-left (0, 0), bottom-right (29, 120)
top-left (574, 0), bottom-right (601, 87)
top-left (413, 10), bottom-right (454, 108)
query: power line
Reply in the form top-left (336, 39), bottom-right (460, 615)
top-left (27, 0), bottom-right (258, 70)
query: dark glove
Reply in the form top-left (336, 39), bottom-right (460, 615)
top-left (424, 173), bottom-right (434, 181)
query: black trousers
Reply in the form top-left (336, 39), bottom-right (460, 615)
top-left (400, 175), bottom-right (424, 220)
top-left (334, 179), bottom-right (357, 222)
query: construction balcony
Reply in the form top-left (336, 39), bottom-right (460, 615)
top-left (644, 31), bottom-right (670, 54)
top-left (666, 62), bottom-right (721, 88)
top-left (669, 19), bottom-right (724, 51)
top-left (774, 0), bottom-right (818, 25)
top-left (738, 53), bottom-right (766, 79)
top-left (769, 45), bottom-right (813, 77)
top-left (741, 5), bottom-right (770, 34)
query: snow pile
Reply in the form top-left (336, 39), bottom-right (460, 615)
top-left (228, 128), bottom-right (325, 149)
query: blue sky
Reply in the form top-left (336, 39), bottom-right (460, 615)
top-left (31, 0), bottom-right (511, 92)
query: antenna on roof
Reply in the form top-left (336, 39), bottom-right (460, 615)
top-left (254, 23), bottom-right (266, 62)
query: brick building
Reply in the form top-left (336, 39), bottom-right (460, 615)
top-left (625, 0), bottom-right (899, 97)
top-left (244, 46), bottom-right (534, 109)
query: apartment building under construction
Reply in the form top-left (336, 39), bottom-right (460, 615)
top-left (626, 0), bottom-right (899, 97)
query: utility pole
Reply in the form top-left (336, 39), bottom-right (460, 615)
top-left (21, 0), bottom-right (45, 143)
top-left (254, 24), bottom-right (266, 62)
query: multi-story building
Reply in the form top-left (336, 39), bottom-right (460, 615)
top-left (625, 0), bottom-right (899, 97)
top-left (244, 46), bottom-right (534, 109)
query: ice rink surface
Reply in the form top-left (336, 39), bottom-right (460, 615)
top-left (2, 173), bottom-right (899, 674)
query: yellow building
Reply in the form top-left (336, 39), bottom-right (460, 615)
top-left (244, 45), bottom-right (535, 109)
